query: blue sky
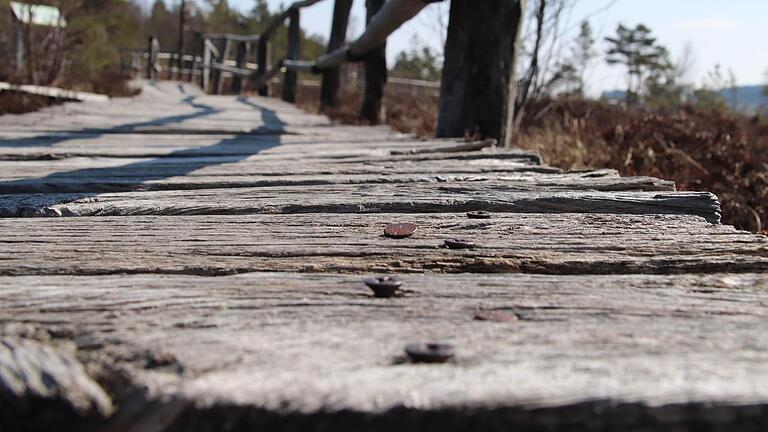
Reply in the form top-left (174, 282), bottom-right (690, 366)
top-left (227, 0), bottom-right (767, 93)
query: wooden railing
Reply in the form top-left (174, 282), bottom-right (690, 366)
top-left (128, 0), bottom-right (392, 122)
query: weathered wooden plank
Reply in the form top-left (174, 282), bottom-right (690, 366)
top-left (0, 135), bottom-right (536, 162)
top-left (0, 159), bottom-right (671, 193)
top-left (0, 183), bottom-right (719, 221)
top-left (0, 154), bottom-right (547, 179)
top-left (0, 175), bottom-right (669, 194)
top-left (4, 78), bottom-right (768, 432)
top-left (0, 213), bottom-right (764, 276)
top-left (0, 87), bottom-right (332, 134)
top-left (2, 272), bottom-right (768, 430)
top-left (0, 337), bottom-right (114, 429)
top-left (0, 82), bottom-right (109, 102)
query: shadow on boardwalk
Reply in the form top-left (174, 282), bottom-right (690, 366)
top-left (0, 97), bottom-right (284, 215)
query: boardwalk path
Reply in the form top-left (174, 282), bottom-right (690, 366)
top-left (1, 81), bottom-right (768, 431)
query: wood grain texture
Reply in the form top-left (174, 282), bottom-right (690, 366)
top-left (0, 134), bottom-right (533, 161)
top-left (3, 272), bottom-right (768, 430)
top-left (0, 336), bottom-right (113, 427)
top-left (2, 79), bottom-right (767, 430)
top-left (0, 166), bottom-right (673, 194)
top-left (0, 185), bottom-right (720, 221)
top-left (0, 213), bottom-right (764, 276)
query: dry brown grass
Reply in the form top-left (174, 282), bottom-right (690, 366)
top-left (0, 92), bottom-right (65, 115)
top-left (0, 71), bottom-right (140, 116)
top-left (515, 99), bottom-right (768, 233)
top-left (59, 71), bottom-right (141, 97)
top-left (294, 84), bottom-right (438, 137)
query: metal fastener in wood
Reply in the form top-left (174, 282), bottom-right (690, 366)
top-left (466, 211), bottom-right (492, 219)
top-left (405, 342), bottom-right (455, 363)
top-left (384, 223), bottom-right (417, 238)
top-left (444, 238), bottom-right (476, 249)
top-left (474, 310), bottom-right (519, 322)
top-left (364, 276), bottom-right (403, 298)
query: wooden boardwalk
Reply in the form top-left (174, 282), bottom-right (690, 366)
top-left (2, 80), bottom-right (768, 431)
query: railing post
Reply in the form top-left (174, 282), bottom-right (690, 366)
top-left (282, 9), bottom-right (301, 103)
top-left (320, 0), bottom-right (352, 109)
top-left (256, 37), bottom-right (270, 96)
top-left (131, 51), bottom-right (138, 78)
top-left (360, 0), bottom-right (387, 124)
top-left (190, 32), bottom-right (202, 83)
top-left (232, 41), bottom-right (248, 94)
top-left (215, 38), bottom-right (231, 95)
top-left (202, 38), bottom-right (211, 93)
top-left (147, 36), bottom-right (158, 80)
top-left (177, 0), bottom-right (186, 80)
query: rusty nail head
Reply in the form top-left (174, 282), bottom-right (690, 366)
top-left (474, 310), bottom-right (519, 323)
top-left (444, 238), bottom-right (476, 249)
top-left (466, 211), bottom-right (491, 219)
top-left (384, 223), bottom-right (418, 239)
top-left (405, 342), bottom-right (455, 363)
top-left (364, 276), bottom-right (403, 298)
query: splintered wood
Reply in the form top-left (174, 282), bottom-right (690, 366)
top-left (1, 81), bottom-right (767, 431)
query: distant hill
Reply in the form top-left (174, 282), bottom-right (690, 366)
top-left (601, 85), bottom-right (768, 114)
top-left (720, 85), bottom-right (768, 113)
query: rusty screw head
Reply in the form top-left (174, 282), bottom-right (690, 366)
top-left (466, 211), bottom-right (491, 219)
top-left (405, 342), bottom-right (455, 363)
top-left (474, 310), bottom-right (519, 323)
top-left (444, 238), bottom-right (476, 249)
top-left (364, 276), bottom-right (403, 298)
top-left (384, 223), bottom-right (418, 239)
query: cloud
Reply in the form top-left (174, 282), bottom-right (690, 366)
top-left (676, 18), bottom-right (737, 32)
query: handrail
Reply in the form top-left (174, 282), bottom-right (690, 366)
top-left (256, 0), bottom-right (324, 99)
top-left (203, 39), bottom-right (220, 59)
top-left (260, 0), bottom-right (322, 42)
top-left (211, 62), bottom-right (256, 77)
top-left (132, 0), bottom-right (388, 122)
top-left (202, 33), bottom-right (260, 42)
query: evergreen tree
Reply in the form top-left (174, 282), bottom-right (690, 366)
top-left (693, 64), bottom-right (729, 112)
top-left (206, 0), bottom-right (240, 33)
top-left (571, 20), bottom-right (595, 96)
top-left (391, 45), bottom-right (441, 81)
top-left (251, 0), bottom-right (270, 25)
top-left (605, 23), bottom-right (672, 103)
top-left (148, 0), bottom-right (176, 47)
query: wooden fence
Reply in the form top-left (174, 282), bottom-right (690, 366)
top-left (127, 0), bottom-right (439, 117)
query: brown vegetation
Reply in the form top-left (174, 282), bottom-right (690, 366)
top-left (0, 71), bottom-right (139, 116)
top-left (296, 84), bottom-right (767, 234)
top-left (0, 92), bottom-right (64, 115)
top-left (295, 84), bottom-right (439, 138)
top-left (516, 99), bottom-right (768, 233)
top-left (59, 71), bottom-right (141, 97)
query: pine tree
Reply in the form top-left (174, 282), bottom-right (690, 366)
top-left (605, 23), bottom-right (672, 103)
top-left (571, 20), bottom-right (595, 96)
top-left (148, 0), bottom-right (180, 48)
top-left (206, 0), bottom-right (239, 33)
top-left (392, 43), bottom-right (441, 81)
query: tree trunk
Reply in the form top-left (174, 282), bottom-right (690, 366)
top-left (320, 0), bottom-right (353, 109)
top-left (13, 22), bottom-right (24, 74)
top-left (359, 0), bottom-right (387, 125)
top-left (177, 0), bottom-right (186, 80)
top-left (436, 0), bottom-right (526, 147)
